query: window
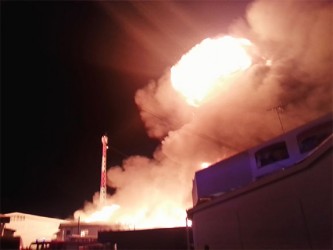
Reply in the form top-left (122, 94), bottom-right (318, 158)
top-left (81, 229), bottom-right (89, 237)
top-left (12, 215), bottom-right (25, 221)
top-left (255, 141), bottom-right (289, 168)
top-left (297, 121), bottom-right (332, 153)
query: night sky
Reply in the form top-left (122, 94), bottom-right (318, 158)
top-left (1, 1), bottom-right (250, 219)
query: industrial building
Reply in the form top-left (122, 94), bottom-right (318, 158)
top-left (1, 212), bottom-right (67, 248)
top-left (57, 221), bottom-right (113, 241)
top-left (187, 113), bottom-right (332, 249)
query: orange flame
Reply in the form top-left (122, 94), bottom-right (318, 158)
top-left (74, 194), bottom-right (188, 229)
top-left (82, 204), bottom-right (120, 223)
top-left (200, 162), bottom-right (211, 169)
top-left (171, 36), bottom-right (252, 106)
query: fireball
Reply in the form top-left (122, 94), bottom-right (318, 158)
top-left (171, 36), bottom-right (252, 106)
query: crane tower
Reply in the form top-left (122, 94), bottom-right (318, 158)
top-left (100, 135), bottom-right (108, 204)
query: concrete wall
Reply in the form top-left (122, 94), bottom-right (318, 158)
top-left (190, 144), bottom-right (332, 249)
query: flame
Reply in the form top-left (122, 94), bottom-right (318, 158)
top-left (116, 205), bottom-right (187, 229)
top-left (200, 162), bottom-right (211, 169)
top-left (74, 197), bottom-right (188, 229)
top-left (171, 36), bottom-right (252, 106)
top-left (77, 204), bottom-right (120, 223)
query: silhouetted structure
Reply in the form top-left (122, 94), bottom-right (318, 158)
top-left (0, 215), bottom-right (21, 250)
top-left (98, 227), bottom-right (192, 250)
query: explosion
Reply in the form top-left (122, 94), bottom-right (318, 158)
top-left (75, 35), bottom-right (252, 227)
top-left (74, 0), bottom-right (332, 229)
top-left (171, 36), bottom-right (252, 106)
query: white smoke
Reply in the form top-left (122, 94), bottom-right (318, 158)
top-left (75, 0), bottom-right (333, 228)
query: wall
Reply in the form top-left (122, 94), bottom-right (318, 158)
top-left (194, 151), bottom-right (252, 205)
top-left (190, 143), bottom-right (332, 249)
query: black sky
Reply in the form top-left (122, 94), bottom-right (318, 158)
top-left (1, 1), bottom-right (250, 219)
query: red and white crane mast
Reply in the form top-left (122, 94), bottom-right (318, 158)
top-left (100, 135), bottom-right (108, 205)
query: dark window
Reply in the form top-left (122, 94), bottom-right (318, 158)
top-left (255, 141), bottom-right (289, 168)
top-left (297, 121), bottom-right (332, 153)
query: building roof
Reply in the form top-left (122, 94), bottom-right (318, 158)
top-left (4, 212), bottom-right (67, 223)
top-left (188, 132), bottom-right (332, 217)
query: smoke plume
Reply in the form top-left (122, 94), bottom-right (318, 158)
top-left (75, 0), bottom-right (332, 228)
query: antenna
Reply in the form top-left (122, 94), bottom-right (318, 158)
top-left (268, 103), bottom-right (288, 134)
top-left (100, 135), bottom-right (108, 205)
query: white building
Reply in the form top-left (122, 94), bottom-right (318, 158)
top-left (3, 212), bottom-right (67, 248)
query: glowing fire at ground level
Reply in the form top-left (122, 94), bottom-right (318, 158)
top-left (74, 161), bottom-right (210, 229)
top-left (74, 202), bottom-right (189, 230)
